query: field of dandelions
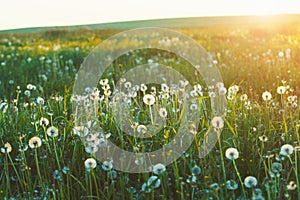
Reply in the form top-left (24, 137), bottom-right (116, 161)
top-left (0, 22), bottom-right (300, 200)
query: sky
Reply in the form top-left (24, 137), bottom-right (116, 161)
top-left (1, 0), bottom-right (300, 31)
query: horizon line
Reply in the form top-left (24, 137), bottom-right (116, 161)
top-left (1, 12), bottom-right (300, 32)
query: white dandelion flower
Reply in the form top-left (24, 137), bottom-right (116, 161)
top-left (280, 144), bottom-right (294, 156)
top-left (73, 126), bottom-right (89, 137)
top-left (225, 148), bottom-right (239, 160)
top-left (211, 116), bottom-right (224, 129)
top-left (159, 108), bottom-right (167, 118)
top-left (99, 79), bottom-right (108, 86)
top-left (39, 117), bottom-right (49, 127)
top-left (24, 90), bottom-right (31, 97)
top-left (262, 91), bottom-right (272, 101)
top-left (102, 160), bottom-right (113, 171)
top-left (228, 85), bottom-right (239, 94)
top-left (1, 142), bottom-right (12, 153)
top-left (210, 183), bottom-right (220, 191)
top-left (137, 125), bottom-right (147, 134)
top-left (84, 158), bottom-right (97, 170)
top-left (161, 84), bottom-right (169, 92)
top-left (259, 135), bottom-right (268, 142)
top-left (271, 162), bottom-right (283, 173)
top-left (152, 163), bottom-right (166, 175)
top-left (209, 91), bottom-right (216, 98)
top-left (218, 87), bottom-right (227, 95)
top-left (85, 144), bottom-right (99, 153)
top-left (240, 94), bottom-right (248, 101)
top-left (27, 84), bottom-right (36, 90)
top-left (143, 94), bottom-right (155, 106)
top-left (28, 136), bottom-right (42, 149)
top-left (226, 179), bottom-right (238, 190)
top-left (46, 126), bottom-right (59, 137)
top-left (287, 181), bottom-right (297, 191)
top-left (244, 176), bottom-right (257, 188)
top-left (36, 97), bottom-right (45, 105)
top-left (140, 84), bottom-right (147, 92)
top-left (191, 165), bottom-right (201, 176)
top-left (124, 81), bottom-right (132, 89)
top-left (227, 94), bottom-right (234, 100)
top-left (141, 182), bottom-right (151, 193)
top-left (147, 175), bottom-right (161, 188)
top-left (216, 82), bottom-right (224, 89)
top-left (277, 86), bottom-right (286, 95)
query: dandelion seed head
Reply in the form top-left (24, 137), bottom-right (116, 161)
top-left (137, 124), bottom-right (147, 134)
top-left (147, 175), bottom-right (161, 188)
top-left (226, 179), bottom-right (238, 190)
top-left (287, 181), bottom-right (297, 190)
top-left (46, 126), bottom-right (59, 137)
top-left (1, 142), bottom-right (12, 153)
top-left (225, 148), bottom-right (239, 160)
top-left (262, 91), bottom-right (272, 101)
top-left (152, 163), bottom-right (166, 175)
top-left (73, 126), bottom-right (89, 137)
top-left (159, 108), bottom-right (167, 118)
top-left (99, 79), bottom-right (108, 85)
top-left (84, 158), bottom-right (97, 170)
top-left (28, 136), bottom-right (42, 149)
top-left (277, 86), bottom-right (286, 95)
top-left (244, 176), bottom-right (257, 188)
top-left (85, 144), bottom-right (98, 153)
top-left (211, 116), bottom-right (224, 129)
top-left (143, 94), bottom-right (155, 106)
top-left (259, 135), bottom-right (268, 142)
top-left (210, 183), bottom-right (220, 191)
top-left (280, 144), bottom-right (294, 156)
top-left (141, 182), bottom-right (151, 193)
top-left (191, 165), bottom-right (201, 176)
top-left (102, 160), bottom-right (113, 171)
top-left (271, 162), bottom-right (283, 173)
top-left (39, 117), bottom-right (49, 127)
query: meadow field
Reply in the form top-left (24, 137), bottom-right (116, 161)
top-left (0, 15), bottom-right (300, 199)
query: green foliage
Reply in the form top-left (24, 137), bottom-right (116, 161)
top-left (0, 20), bottom-right (300, 199)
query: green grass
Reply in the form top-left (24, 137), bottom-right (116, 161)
top-left (0, 16), bottom-right (300, 199)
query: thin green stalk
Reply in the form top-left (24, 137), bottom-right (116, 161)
top-left (233, 160), bottom-right (246, 198)
top-left (8, 153), bottom-right (23, 192)
top-left (218, 129), bottom-right (227, 197)
top-left (34, 148), bottom-right (45, 192)
top-left (4, 154), bottom-right (11, 197)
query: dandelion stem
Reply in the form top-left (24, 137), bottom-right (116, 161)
top-left (217, 130), bottom-right (227, 197)
top-left (149, 105), bottom-right (154, 125)
top-left (233, 160), bottom-right (246, 198)
top-left (34, 148), bottom-right (45, 192)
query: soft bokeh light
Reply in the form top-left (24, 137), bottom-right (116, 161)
top-left (0, 0), bottom-right (300, 30)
